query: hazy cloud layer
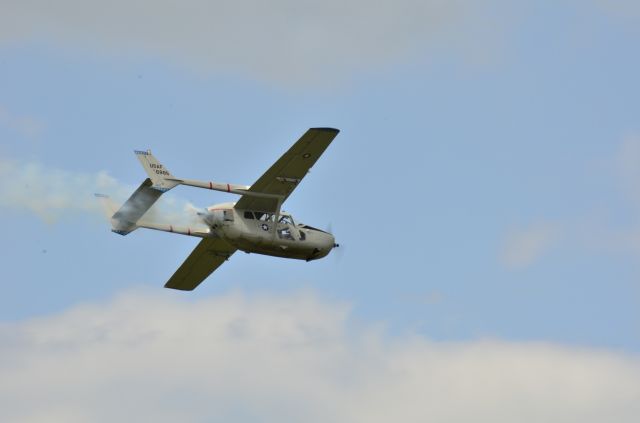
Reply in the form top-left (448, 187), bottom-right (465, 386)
top-left (501, 222), bottom-right (561, 269)
top-left (0, 290), bottom-right (638, 422)
top-left (0, 158), bottom-right (199, 225)
top-left (574, 136), bottom-right (640, 255)
top-left (499, 135), bottom-right (640, 268)
top-left (0, 0), bottom-right (503, 85)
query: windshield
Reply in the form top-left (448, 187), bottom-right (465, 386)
top-left (278, 215), bottom-right (294, 225)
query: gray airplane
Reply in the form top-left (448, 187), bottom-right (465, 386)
top-left (100, 128), bottom-right (340, 290)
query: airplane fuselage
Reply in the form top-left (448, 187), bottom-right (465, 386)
top-left (205, 202), bottom-right (336, 261)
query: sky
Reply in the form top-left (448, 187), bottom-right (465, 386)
top-left (1, 1), bottom-right (640, 421)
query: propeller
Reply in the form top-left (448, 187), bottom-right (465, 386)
top-left (326, 222), bottom-right (344, 261)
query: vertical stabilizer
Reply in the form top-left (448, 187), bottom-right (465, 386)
top-left (135, 150), bottom-right (180, 192)
top-left (110, 178), bottom-right (164, 235)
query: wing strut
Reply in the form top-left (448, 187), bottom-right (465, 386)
top-left (272, 196), bottom-right (283, 238)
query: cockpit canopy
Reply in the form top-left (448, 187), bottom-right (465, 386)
top-left (243, 210), bottom-right (295, 226)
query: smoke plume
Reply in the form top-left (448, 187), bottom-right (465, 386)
top-left (0, 158), bottom-right (201, 227)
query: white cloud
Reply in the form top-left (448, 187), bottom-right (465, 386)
top-left (0, 0), bottom-right (505, 86)
top-left (0, 290), bottom-right (638, 423)
top-left (0, 158), bottom-right (200, 225)
top-left (500, 222), bottom-right (561, 269)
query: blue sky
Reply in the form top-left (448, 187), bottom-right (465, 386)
top-left (1, 1), bottom-right (640, 421)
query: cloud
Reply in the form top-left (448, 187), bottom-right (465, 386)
top-left (574, 135), bottom-right (640, 255)
top-left (0, 0), bottom-right (505, 86)
top-left (500, 222), bottom-right (561, 269)
top-left (0, 158), bottom-right (201, 226)
top-left (0, 291), bottom-right (639, 423)
top-left (498, 135), bottom-right (640, 267)
top-left (0, 104), bottom-right (44, 138)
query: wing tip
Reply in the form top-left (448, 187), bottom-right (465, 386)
top-left (164, 282), bottom-right (196, 291)
top-left (310, 127), bottom-right (340, 134)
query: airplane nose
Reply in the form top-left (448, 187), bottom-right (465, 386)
top-left (306, 233), bottom-right (337, 261)
top-left (327, 234), bottom-right (340, 253)
top-left (320, 233), bottom-right (335, 254)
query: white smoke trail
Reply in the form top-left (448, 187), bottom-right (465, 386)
top-left (0, 158), bottom-right (202, 226)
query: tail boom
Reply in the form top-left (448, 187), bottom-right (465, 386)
top-left (135, 149), bottom-right (271, 198)
top-left (136, 221), bottom-right (212, 238)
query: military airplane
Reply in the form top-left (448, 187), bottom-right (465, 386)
top-left (99, 128), bottom-right (340, 291)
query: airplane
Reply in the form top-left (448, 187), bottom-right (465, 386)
top-left (98, 127), bottom-right (340, 291)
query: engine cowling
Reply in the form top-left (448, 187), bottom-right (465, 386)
top-left (200, 209), bottom-right (233, 228)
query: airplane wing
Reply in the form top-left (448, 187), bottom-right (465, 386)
top-left (164, 238), bottom-right (237, 291)
top-left (234, 127), bottom-right (339, 212)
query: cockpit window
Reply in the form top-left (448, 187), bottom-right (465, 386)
top-left (300, 224), bottom-right (328, 234)
top-left (278, 215), bottom-right (294, 225)
top-left (257, 213), bottom-right (275, 222)
top-left (251, 211), bottom-right (292, 223)
top-left (277, 228), bottom-right (294, 240)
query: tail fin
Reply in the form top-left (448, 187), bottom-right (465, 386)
top-left (110, 178), bottom-right (165, 235)
top-left (107, 150), bottom-right (180, 235)
top-left (135, 149), bottom-right (180, 192)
